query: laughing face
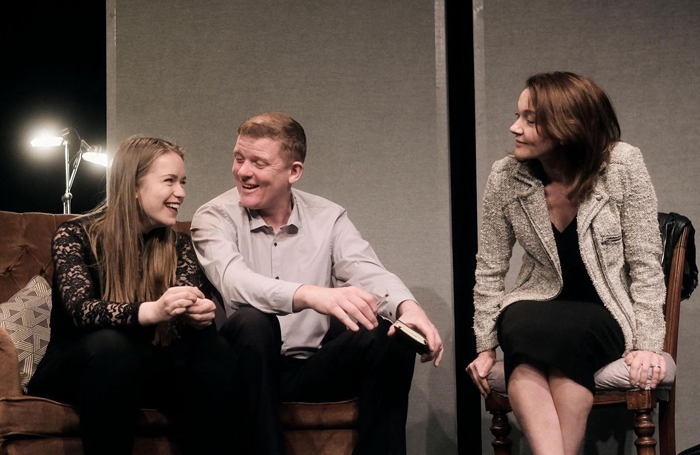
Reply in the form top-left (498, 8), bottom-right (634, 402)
top-left (232, 135), bottom-right (302, 220)
top-left (510, 89), bottom-right (557, 162)
top-left (136, 151), bottom-right (186, 233)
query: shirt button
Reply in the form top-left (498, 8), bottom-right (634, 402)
top-left (274, 242), bottom-right (278, 246)
top-left (595, 194), bottom-right (602, 201)
top-left (275, 276), bottom-right (279, 280)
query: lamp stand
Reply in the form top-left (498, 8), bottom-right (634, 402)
top-left (61, 140), bottom-right (84, 214)
top-left (31, 129), bottom-right (106, 214)
top-left (62, 141), bottom-right (72, 214)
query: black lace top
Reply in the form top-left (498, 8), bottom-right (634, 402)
top-left (48, 218), bottom-right (211, 343)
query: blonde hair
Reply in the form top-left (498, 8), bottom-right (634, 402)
top-left (84, 136), bottom-right (185, 302)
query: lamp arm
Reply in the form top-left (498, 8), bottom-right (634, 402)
top-left (67, 152), bottom-right (82, 194)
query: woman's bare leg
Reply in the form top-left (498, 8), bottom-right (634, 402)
top-left (548, 368), bottom-right (594, 455)
top-left (508, 364), bottom-right (565, 455)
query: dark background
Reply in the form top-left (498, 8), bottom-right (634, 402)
top-left (1, 1), bottom-right (107, 214)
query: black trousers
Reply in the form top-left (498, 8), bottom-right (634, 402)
top-left (220, 306), bottom-right (416, 455)
top-left (28, 325), bottom-right (239, 455)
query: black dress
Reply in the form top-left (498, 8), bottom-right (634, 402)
top-left (497, 217), bottom-right (625, 393)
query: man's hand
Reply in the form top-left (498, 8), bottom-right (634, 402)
top-left (182, 298), bottom-right (217, 329)
top-left (466, 350), bottom-right (496, 397)
top-left (292, 284), bottom-right (378, 331)
top-left (388, 300), bottom-right (443, 367)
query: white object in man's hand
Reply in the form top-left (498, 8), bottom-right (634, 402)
top-left (389, 300), bottom-right (444, 367)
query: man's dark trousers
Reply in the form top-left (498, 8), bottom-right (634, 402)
top-left (220, 305), bottom-right (417, 455)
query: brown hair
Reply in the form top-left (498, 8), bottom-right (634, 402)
top-left (83, 136), bottom-right (185, 302)
top-left (526, 72), bottom-right (621, 201)
top-left (237, 112), bottom-right (306, 163)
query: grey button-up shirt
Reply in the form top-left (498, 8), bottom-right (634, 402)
top-left (191, 187), bottom-right (415, 358)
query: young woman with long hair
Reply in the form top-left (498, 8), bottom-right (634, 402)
top-left (468, 72), bottom-right (667, 454)
top-left (28, 136), bottom-right (238, 454)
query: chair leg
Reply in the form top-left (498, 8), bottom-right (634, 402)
top-left (489, 411), bottom-right (512, 455)
top-left (658, 390), bottom-right (676, 455)
top-left (632, 408), bottom-right (657, 455)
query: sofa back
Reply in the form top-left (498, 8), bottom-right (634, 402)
top-left (0, 211), bottom-right (191, 302)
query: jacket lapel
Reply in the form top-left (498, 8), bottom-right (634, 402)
top-left (514, 167), bottom-right (561, 275)
top-left (577, 178), bottom-right (610, 236)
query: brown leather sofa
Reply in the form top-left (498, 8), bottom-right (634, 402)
top-left (0, 211), bottom-right (358, 455)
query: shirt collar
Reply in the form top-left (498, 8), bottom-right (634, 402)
top-left (244, 192), bottom-right (301, 233)
top-left (286, 193), bottom-right (301, 231)
top-left (246, 209), bottom-right (268, 231)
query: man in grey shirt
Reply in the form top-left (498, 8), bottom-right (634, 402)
top-left (192, 112), bottom-right (443, 454)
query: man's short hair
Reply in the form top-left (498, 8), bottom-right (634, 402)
top-left (237, 112), bottom-right (306, 163)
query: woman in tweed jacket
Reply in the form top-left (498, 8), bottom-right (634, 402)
top-left (467, 72), bottom-right (667, 455)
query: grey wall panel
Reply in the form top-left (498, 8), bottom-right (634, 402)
top-left (109, 0), bottom-right (456, 452)
top-left (475, 0), bottom-right (700, 453)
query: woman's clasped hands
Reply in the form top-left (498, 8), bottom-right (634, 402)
top-left (138, 286), bottom-right (216, 329)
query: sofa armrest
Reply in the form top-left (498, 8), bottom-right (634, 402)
top-left (0, 327), bottom-right (21, 397)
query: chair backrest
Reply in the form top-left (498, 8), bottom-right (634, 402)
top-left (661, 221), bottom-right (690, 361)
top-left (0, 211), bottom-right (191, 302)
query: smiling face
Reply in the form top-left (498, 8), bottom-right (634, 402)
top-left (136, 151), bottom-right (186, 233)
top-left (232, 135), bottom-right (303, 221)
top-left (510, 89), bottom-right (557, 162)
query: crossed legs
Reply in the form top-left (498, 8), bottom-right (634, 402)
top-left (507, 364), bottom-right (593, 455)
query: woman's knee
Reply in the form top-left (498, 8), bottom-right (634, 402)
top-left (80, 329), bottom-right (144, 370)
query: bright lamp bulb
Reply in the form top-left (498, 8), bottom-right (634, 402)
top-left (30, 134), bottom-right (64, 147)
top-left (82, 151), bottom-right (108, 167)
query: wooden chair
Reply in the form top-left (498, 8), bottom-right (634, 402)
top-left (482, 218), bottom-right (692, 455)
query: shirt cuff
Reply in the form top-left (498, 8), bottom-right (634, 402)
top-left (379, 289), bottom-right (415, 322)
top-left (274, 281), bottom-right (304, 314)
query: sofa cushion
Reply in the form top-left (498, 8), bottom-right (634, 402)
top-left (279, 399), bottom-right (359, 429)
top-left (0, 396), bottom-right (173, 438)
top-left (0, 276), bottom-right (51, 392)
top-left (284, 429), bottom-right (358, 455)
top-left (0, 395), bottom-right (359, 437)
top-left (0, 436), bottom-right (179, 455)
top-left (486, 353), bottom-right (676, 395)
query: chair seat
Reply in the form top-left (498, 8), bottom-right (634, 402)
top-left (485, 352), bottom-right (676, 395)
top-left (0, 395), bottom-right (360, 439)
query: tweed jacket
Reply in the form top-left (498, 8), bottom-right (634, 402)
top-left (473, 142), bottom-right (666, 355)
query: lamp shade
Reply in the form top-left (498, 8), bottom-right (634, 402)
top-left (30, 135), bottom-right (63, 147)
top-left (82, 150), bottom-right (108, 167)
